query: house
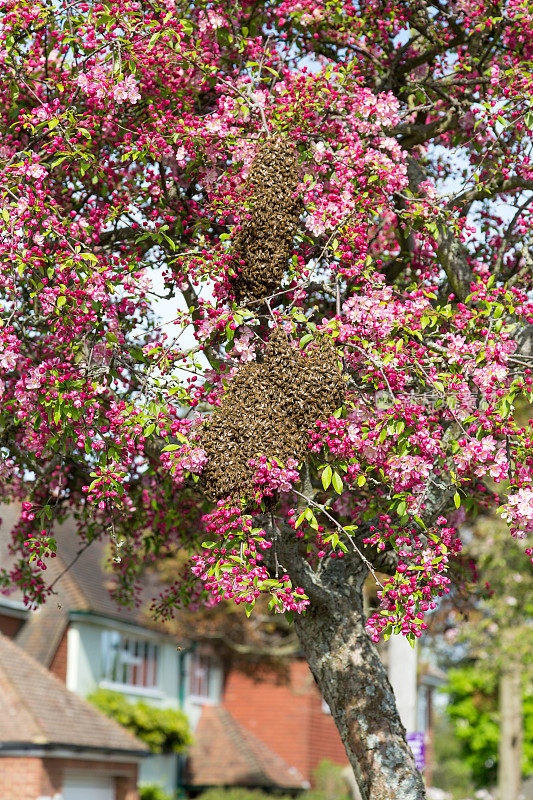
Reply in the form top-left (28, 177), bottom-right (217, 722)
top-left (0, 502), bottom-right (441, 796)
top-left (0, 504), bottom-right (312, 796)
top-left (185, 659), bottom-right (348, 792)
top-left (0, 632), bottom-right (148, 800)
top-left (0, 504), bottom-right (210, 794)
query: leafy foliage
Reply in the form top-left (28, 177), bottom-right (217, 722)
top-left (430, 712), bottom-right (476, 800)
top-left (445, 665), bottom-right (533, 787)
top-left (2, 0), bottom-right (533, 645)
top-left (139, 786), bottom-right (175, 800)
top-left (89, 688), bottom-right (192, 754)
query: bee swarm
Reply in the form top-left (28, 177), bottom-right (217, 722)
top-left (229, 137), bottom-right (301, 304)
top-left (200, 330), bottom-right (345, 503)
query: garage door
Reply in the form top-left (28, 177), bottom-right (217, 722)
top-left (62, 771), bottom-right (114, 800)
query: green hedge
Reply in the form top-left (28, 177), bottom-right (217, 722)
top-left (140, 786), bottom-right (176, 800)
top-left (88, 688), bottom-right (193, 754)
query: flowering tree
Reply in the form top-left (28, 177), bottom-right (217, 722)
top-left (1, 1), bottom-right (533, 797)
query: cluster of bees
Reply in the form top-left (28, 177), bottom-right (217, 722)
top-left (200, 330), bottom-right (345, 503)
top-left (228, 137), bottom-right (302, 304)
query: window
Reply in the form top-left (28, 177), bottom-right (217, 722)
top-left (101, 630), bottom-right (158, 689)
top-left (188, 652), bottom-right (215, 702)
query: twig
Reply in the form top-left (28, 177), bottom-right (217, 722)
top-left (291, 489), bottom-right (384, 588)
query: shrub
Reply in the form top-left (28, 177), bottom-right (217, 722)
top-left (308, 760), bottom-right (350, 800)
top-left (140, 785), bottom-right (175, 800)
top-left (88, 688), bottom-right (193, 753)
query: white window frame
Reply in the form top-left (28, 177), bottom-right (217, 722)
top-left (100, 630), bottom-right (160, 691)
top-left (188, 652), bottom-right (217, 705)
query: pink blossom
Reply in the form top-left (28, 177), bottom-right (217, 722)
top-left (113, 75), bottom-right (141, 104)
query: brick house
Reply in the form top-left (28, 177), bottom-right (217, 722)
top-left (0, 502), bottom-right (439, 796)
top-left (185, 659), bottom-right (349, 793)
top-left (0, 632), bottom-right (147, 800)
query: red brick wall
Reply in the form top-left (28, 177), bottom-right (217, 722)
top-left (40, 757), bottom-right (63, 796)
top-left (0, 757), bottom-right (43, 800)
top-left (223, 660), bottom-right (348, 784)
top-left (0, 613), bottom-right (23, 639)
top-left (0, 756), bottom-right (139, 800)
top-left (49, 625), bottom-right (69, 682)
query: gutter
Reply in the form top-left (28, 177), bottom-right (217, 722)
top-left (0, 742), bottom-right (150, 760)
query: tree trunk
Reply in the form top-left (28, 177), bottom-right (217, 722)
top-left (290, 552), bottom-right (426, 800)
top-left (498, 658), bottom-right (522, 800)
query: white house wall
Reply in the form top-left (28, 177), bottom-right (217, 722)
top-left (387, 633), bottom-right (418, 735)
top-left (138, 753), bottom-right (178, 792)
top-left (67, 620), bottom-right (100, 695)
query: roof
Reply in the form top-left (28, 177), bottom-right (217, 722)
top-left (185, 706), bottom-right (306, 791)
top-left (0, 633), bottom-right (149, 757)
top-left (0, 502), bottom-right (168, 665)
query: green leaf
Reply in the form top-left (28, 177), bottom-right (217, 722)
top-left (147, 31), bottom-right (160, 50)
top-left (357, 474), bottom-right (366, 487)
top-left (332, 472), bottom-right (343, 495)
top-left (56, 296), bottom-right (66, 308)
top-left (304, 508), bottom-right (319, 530)
top-left (299, 333), bottom-right (313, 348)
top-left (454, 491), bottom-right (461, 509)
top-left (322, 465), bottom-right (332, 490)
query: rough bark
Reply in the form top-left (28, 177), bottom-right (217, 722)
top-left (289, 551), bottom-right (426, 800)
top-left (498, 658), bottom-right (523, 800)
